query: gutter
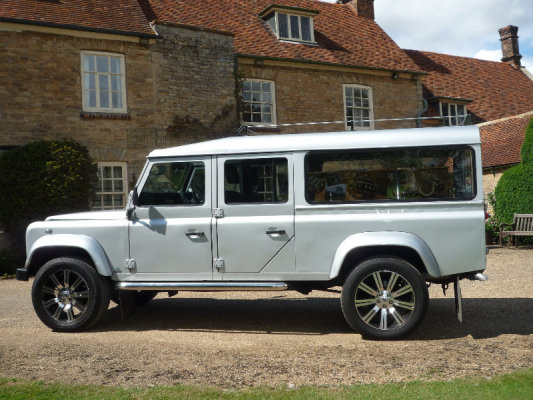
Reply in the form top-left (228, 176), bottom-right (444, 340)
top-left (0, 17), bottom-right (157, 39)
top-left (236, 53), bottom-right (425, 76)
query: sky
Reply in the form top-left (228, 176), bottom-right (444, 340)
top-left (323, 0), bottom-right (533, 70)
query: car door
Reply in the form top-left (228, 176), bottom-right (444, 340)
top-left (215, 154), bottom-right (295, 276)
top-left (128, 157), bottom-right (214, 280)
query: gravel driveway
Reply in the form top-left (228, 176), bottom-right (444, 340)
top-left (1, 246), bottom-right (532, 388)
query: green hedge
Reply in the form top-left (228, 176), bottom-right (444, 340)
top-left (0, 141), bottom-right (96, 272)
top-left (494, 117), bottom-right (533, 228)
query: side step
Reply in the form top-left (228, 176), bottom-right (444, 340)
top-left (115, 282), bottom-right (288, 292)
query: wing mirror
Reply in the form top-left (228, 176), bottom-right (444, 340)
top-left (126, 187), bottom-right (139, 220)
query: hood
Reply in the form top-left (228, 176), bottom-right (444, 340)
top-left (45, 210), bottom-right (126, 221)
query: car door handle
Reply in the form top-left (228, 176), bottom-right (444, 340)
top-left (266, 229), bottom-right (286, 235)
top-left (185, 232), bottom-right (205, 238)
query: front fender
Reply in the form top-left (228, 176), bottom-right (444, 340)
top-left (329, 231), bottom-right (441, 279)
top-left (25, 234), bottom-right (114, 276)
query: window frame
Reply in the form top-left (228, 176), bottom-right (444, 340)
top-left (343, 84), bottom-right (375, 130)
top-left (81, 51), bottom-right (127, 114)
top-left (440, 102), bottom-right (467, 126)
top-left (93, 162), bottom-right (128, 210)
top-left (242, 79), bottom-right (277, 125)
top-left (265, 11), bottom-right (316, 43)
top-left (304, 145), bottom-right (477, 204)
top-left (137, 160), bottom-right (206, 207)
top-left (223, 157), bottom-right (289, 204)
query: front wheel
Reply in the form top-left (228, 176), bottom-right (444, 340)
top-left (341, 257), bottom-right (428, 339)
top-left (31, 257), bottom-right (111, 331)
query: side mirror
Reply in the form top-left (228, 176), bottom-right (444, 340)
top-left (126, 187), bottom-right (139, 220)
top-left (132, 186), bottom-right (139, 206)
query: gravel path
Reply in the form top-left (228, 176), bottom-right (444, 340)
top-left (0, 246), bottom-right (532, 388)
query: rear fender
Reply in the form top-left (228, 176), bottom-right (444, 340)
top-left (329, 231), bottom-right (441, 279)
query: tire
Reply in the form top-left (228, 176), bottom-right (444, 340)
top-left (341, 257), bottom-right (429, 340)
top-left (31, 257), bottom-right (111, 332)
top-left (110, 290), bottom-right (158, 306)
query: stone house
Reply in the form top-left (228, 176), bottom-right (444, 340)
top-left (0, 0), bottom-right (238, 210)
top-left (5, 0), bottom-right (530, 215)
top-left (146, 0), bottom-right (424, 134)
top-left (405, 26), bottom-right (533, 198)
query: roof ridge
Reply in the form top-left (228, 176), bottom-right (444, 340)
top-left (477, 111), bottom-right (533, 127)
top-left (405, 48), bottom-right (505, 65)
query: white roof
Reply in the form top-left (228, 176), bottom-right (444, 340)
top-left (148, 126), bottom-right (480, 158)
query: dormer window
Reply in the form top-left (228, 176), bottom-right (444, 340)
top-left (431, 97), bottom-right (472, 126)
top-left (260, 5), bottom-right (318, 43)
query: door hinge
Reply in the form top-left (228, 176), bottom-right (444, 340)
top-left (125, 258), bottom-right (137, 273)
top-left (213, 258), bottom-right (225, 272)
top-left (213, 208), bottom-right (224, 218)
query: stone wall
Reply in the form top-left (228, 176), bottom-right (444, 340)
top-left (0, 24), bottom-right (237, 183)
top-left (241, 63), bottom-right (421, 133)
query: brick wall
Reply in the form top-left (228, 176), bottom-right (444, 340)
top-left (0, 24), bottom-right (237, 183)
top-left (242, 63), bottom-right (421, 133)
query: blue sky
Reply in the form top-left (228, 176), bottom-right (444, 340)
top-left (324, 0), bottom-right (533, 70)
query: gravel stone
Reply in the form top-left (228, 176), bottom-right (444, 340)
top-left (0, 245), bottom-right (531, 388)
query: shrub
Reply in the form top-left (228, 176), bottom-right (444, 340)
top-left (0, 141), bottom-right (96, 268)
top-left (494, 117), bottom-right (533, 243)
top-left (0, 248), bottom-right (24, 276)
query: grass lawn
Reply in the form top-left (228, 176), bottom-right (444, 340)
top-left (1, 368), bottom-right (532, 400)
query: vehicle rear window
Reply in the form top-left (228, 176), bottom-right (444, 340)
top-left (305, 147), bottom-right (475, 203)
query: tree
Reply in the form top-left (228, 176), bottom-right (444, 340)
top-left (0, 140), bottom-right (96, 270)
top-left (494, 116), bottom-right (533, 226)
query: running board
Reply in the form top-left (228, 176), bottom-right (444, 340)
top-left (115, 282), bottom-right (288, 292)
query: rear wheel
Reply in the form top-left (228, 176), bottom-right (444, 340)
top-left (31, 257), bottom-right (111, 331)
top-left (341, 257), bottom-right (428, 339)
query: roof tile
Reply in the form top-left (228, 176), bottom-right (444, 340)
top-left (0, 0), bottom-right (154, 36)
top-left (147, 0), bottom-right (420, 73)
top-left (405, 50), bottom-right (533, 123)
top-left (480, 113), bottom-right (532, 168)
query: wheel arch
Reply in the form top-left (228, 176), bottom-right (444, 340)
top-left (25, 234), bottom-right (114, 277)
top-left (329, 232), bottom-right (441, 283)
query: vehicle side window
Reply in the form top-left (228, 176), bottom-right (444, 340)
top-left (138, 161), bottom-right (205, 206)
top-left (305, 147), bottom-right (475, 203)
top-left (224, 158), bottom-right (288, 204)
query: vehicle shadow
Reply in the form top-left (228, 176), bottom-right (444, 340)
top-left (97, 296), bottom-right (533, 339)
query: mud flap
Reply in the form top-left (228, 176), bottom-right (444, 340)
top-left (119, 291), bottom-right (137, 319)
top-left (454, 275), bottom-right (463, 323)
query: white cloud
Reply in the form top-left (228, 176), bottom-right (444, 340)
top-left (320, 0), bottom-right (533, 69)
top-left (474, 49), bottom-right (502, 62)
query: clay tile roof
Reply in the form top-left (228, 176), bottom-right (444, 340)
top-left (405, 50), bottom-right (533, 123)
top-left (0, 0), bottom-right (155, 37)
top-left (479, 112), bottom-right (532, 168)
top-left (147, 0), bottom-right (420, 73)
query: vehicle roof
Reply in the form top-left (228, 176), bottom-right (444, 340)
top-left (148, 126), bottom-right (481, 158)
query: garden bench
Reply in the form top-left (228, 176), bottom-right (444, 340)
top-left (499, 214), bottom-right (533, 246)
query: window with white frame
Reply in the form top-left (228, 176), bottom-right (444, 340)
top-left (81, 52), bottom-right (127, 113)
top-left (242, 80), bottom-right (276, 124)
top-left (343, 84), bottom-right (374, 130)
top-left (440, 102), bottom-right (467, 126)
top-left (264, 11), bottom-right (315, 43)
top-left (93, 163), bottom-right (128, 210)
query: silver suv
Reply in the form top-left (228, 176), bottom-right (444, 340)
top-left (17, 126), bottom-right (487, 339)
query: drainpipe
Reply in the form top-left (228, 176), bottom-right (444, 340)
top-left (416, 98), bottom-right (428, 128)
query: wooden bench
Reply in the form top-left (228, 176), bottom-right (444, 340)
top-left (499, 214), bottom-right (533, 246)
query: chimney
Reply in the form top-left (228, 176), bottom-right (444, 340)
top-left (499, 25), bottom-right (522, 67)
top-left (337, 0), bottom-right (375, 20)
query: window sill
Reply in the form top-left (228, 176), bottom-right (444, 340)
top-left (80, 112), bottom-right (131, 120)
